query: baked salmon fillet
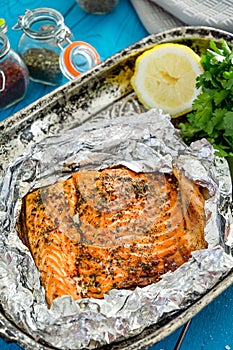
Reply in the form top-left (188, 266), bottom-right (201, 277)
top-left (19, 166), bottom-right (207, 306)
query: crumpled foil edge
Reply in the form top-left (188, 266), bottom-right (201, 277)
top-left (0, 108), bottom-right (232, 349)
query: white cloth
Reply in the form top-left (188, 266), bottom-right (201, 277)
top-left (130, 0), bottom-right (233, 34)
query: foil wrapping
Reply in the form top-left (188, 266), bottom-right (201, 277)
top-left (0, 108), bottom-right (233, 350)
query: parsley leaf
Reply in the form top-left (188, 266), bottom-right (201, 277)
top-left (179, 40), bottom-right (233, 158)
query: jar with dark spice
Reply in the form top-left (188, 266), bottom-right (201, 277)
top-left (13, 8), bottom-right (70, 86)
top-left (13, 8), bottom-right (100, 85)
top-left (0, 31), bottom-right (29, 110)
top-left (76, 0), bottom-right (119, 14)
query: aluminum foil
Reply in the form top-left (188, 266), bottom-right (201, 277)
top-left (0, 108), bottom-right (233, 350)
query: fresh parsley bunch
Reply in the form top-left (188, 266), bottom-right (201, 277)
top-left (179, 40), bottom-right (233, 158)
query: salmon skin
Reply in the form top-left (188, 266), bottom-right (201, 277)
top-left (19, 166), bottom-right (207, 306)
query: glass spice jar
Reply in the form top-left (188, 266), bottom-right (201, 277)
top-left (13, 8), bottom-right (100, 86)
top-left (76, 0), bottom-right (119, 14)
top-left (0, 18), bottom-right (8, 34)
top-left (0, 28), bottom-right (29, 110)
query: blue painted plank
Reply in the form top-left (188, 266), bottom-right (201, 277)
top-left (0, 339), bottom-right (22, 350)
top-left (0, 1), bottom-right (232, 350)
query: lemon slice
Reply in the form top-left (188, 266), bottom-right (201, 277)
top-left (131, 43), bottom-right (204, 117)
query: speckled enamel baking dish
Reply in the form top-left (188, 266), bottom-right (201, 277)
top-left (0, 26), bottom-right (233, 350)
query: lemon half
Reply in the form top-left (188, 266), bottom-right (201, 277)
top-left (131, 43), bottom-right (204, 117)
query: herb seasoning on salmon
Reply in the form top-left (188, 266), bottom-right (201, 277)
top-left (19, 166), bottom-right (207, 307)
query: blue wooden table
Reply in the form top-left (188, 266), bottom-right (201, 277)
top-left (1, 0), bottom-right (233, 349)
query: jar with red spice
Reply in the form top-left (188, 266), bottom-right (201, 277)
top-left (0, 30), bottom-right (29, 110)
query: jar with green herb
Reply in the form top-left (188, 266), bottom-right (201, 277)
top-left (13, 8), bottom-right (71, 85)
top-left (13, 8), bottom-right (100, 86)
